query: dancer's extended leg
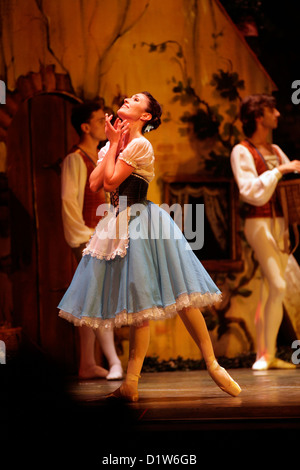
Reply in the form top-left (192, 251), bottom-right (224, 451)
top-left (107, 321), bottom-right (150, 402)
top-left (178, 306), bottom-right (241, 397)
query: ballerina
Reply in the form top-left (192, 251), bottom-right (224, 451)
top-left (58, 91), bottom-right (241, 401)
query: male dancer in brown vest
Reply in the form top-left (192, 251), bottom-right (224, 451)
top-left (231, 94), bottom-right (300, 370)
top-left (61, 101), bottom-right (123, 380)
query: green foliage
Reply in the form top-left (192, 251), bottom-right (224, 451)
top-left (141, 39), bottom-right (245, 175)
top-left (142, 355), bottom-right (206, 372)
top-left (171, 78), bottom-right (200, 107)
top-left (210, 70), bottom-right (245, 101)
top-left (142, 353), bottom-right (257, 371)
top-left (141, 41), bottom-right (183, 58)
top-left (180, 109), bottom-right (220, 140)
top-left (142, 346), bottom-right (295, 371)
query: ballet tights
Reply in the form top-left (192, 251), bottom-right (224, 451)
top-left (107, 321), bottom-right (150, 402)
top-left (74, 247), bottom-right (122, 379)
top-left (178, 307), bottom-right (241, 396)
top-left (178, 306), bottom-right (215, 367)
top-left (108, 307), bottom-right (240, 401)
top-left (244, 217), bottom-right (289, 365)
top-left (78, 326), bottom-right (108, 378)
top-left (94, 328), bottom-right (122, 370)
top-left (79, 326), bottom-right (122, 379)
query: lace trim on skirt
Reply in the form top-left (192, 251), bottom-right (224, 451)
top-left (58, 291), bottom-right (222, 330)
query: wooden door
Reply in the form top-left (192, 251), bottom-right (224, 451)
top-left (7, 92), bottom-right (81, 373)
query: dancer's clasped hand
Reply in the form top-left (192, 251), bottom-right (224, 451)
top-left (105, 114), bottom-right (129, 145)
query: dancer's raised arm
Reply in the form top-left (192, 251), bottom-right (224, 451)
top-left (89, 115), bottom-right (131, 192)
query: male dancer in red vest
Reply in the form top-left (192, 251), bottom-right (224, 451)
top-left (61, 101), bottom-right (123, 380)
top-left (231, 94), bottom-right (300, 370)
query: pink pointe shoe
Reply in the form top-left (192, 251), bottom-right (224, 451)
top-left (106, 373), bottom-right (140, 402)
top-left (208, 360), bottom-right (241, 397)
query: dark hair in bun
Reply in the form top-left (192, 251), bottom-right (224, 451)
top-left (141, 91), bottom-right (162, 134)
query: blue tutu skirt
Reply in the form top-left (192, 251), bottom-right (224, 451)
top-left (58, 201), bottom-right (221, 329)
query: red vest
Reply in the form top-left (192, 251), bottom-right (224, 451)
top-left (74, 147), bottom-right (106, 228)
top-left (240, 140), bottom-right (283, 218)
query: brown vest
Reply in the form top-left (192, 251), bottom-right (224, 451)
top-left (240, 140), bottom-right (283, 218)
top-left (74, 147), bottom-right (106, 228)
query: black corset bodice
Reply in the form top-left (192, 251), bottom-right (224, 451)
top-left (110, 174), bottom-right (149, 209)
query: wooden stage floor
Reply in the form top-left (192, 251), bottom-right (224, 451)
top-left (69, 368), bottom-right (300, 423)
top-left (2, 364), bottom-right (300, 464)
top-left (69, 369), bottom-right (300, 429)
top-left (67, 369), bottom-right (300, 459)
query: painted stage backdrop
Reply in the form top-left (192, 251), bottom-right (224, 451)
top-left (0, 0), bottom-right (299, 371)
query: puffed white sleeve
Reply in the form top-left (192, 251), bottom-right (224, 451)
top-left (230, 144), bottom-right (283, 206)
top-left (97, 141), bottom-right (110, 164)
top-left (61, 153), bottom-right (94, 247)
top-left (118, 138), bottom-right (154, 169)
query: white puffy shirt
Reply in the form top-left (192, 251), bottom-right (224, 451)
top-left (61, 152), bottom-right (95, 247)
top-left (98, 136), bottom-right (155, 183)
top-left (230, 143), bottom-right (290, 207)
